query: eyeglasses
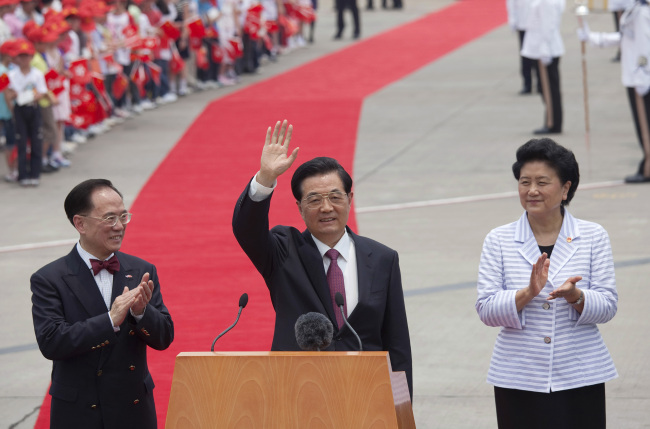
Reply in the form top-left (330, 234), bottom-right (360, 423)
top-left (301, 191), bottom-right (348, 209)
top-left (80, 213), bottom-right (133, 227)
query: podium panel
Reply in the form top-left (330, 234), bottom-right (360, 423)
top-left (166, 351), bottom-right (415, 428)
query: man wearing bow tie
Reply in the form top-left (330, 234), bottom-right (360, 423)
top-left (30, 179), bottom-right (174, 428)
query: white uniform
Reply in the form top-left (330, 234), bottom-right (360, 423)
top-left (520, 0), bottom-right (565, 61)
top-left (620, 3), bottom-right (650, 90)
top-left (608, 0), bottom-right (634, 12)
top-left (582, 1), bottom-right (650, 180)
top-left (506, 0), bottom-right (530, 31)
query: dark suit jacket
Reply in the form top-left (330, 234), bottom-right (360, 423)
top-left (233, 182), bottom-right (413, 397)
top-left (31, 247), bottom-right (174, 429)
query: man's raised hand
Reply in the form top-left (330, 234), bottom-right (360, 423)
top-left (257, 120), bottom-right (299, 187)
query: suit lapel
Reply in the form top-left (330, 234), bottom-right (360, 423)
top-left (548, 211), bottom-right (580, 283)
top-left (110, 253), bottom-right (139, 306)
top-left (515, 211), bottom-right (581, 283)
top-left (349, 230), bottom-right (374, 317)
top-left (298, 231), bottom-right (339, 327)
top-left (62, 248), bottom-right (110, 317)
top-left (515, 213), bottom-right (541, 266)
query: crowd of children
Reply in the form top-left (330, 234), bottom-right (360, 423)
top-left (0, 0), bottom-right (317, 187)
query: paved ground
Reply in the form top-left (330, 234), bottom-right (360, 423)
top-left (1, 1), bottom-right (649, 428)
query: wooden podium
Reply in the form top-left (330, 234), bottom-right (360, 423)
top-left (166, 351), bottom-right (415, 428)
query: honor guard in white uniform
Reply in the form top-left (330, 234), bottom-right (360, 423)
top-left (607, 0), bottom-right (635, 61)
top-left (521, 0), bottom-right (565, 135)
top-left (506, 0), bottom-right (539, 94)
top-left (578, 0), bottom-right (650, 183)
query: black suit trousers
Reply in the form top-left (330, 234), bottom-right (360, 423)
top-left (336, 0), bottom-right (360, 37)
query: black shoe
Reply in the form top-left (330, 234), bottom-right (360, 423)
top-left (533, 126), bottom-right (561, 135)
top-left (519, 88), bottom-right (532, 95)
top-left (333, 33), bottom-right (342, 40)
top-left (41, 163), bottom-right (59, 173)
top-left (624, 173), bottom-right (650, 183)
top-left (353, 33), bottom-right (360, 39)
top-left (365, 6), bottom-right (374, 10)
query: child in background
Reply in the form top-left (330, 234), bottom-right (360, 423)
top-left (7, 39), bottom-right (49, 187)
top-left (0, 40), bottom-right (17, 182)
top-left (26, 23), bottom-right (61, 173)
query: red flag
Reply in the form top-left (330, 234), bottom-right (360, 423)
top-left (169, 47), bottom-right (185, 74)
top-left (265, 20), bottom-right (279, 34)
top-left (102, 53), bottom-right (116, 66)
top-left (112, 73), bottom-right (129, 100)
top-left (91, 72), bottom-right (112, 110)
top-left (295, 5), bottom-right (315, 23)
top-left (211, 44), bottom-right (224, 63)
top-left (205, 27), bottom-right (219, 39)
top-left (131, 52), bottom-right (152, 63)
top-left (147, 62), bottom-right (161, 86)
top-left (244, 4), bottom-right (262, 40)
top-left (278, 15), bottom-right (298, 37)
top-left (69, 81), bottom-right (85, 100)
top-left (69, 59), bottom-right (91, 84)
top-left (130, 64), bottom-right (148, 97)
top-left (226, 38), bottom-right (243, 61)
top-left (122, 24), bottom-right (140, 47)
top-left (44, 69), bottom-right (65, 95)
top-left (160, 21), bottom-right (181, 40)
top-left (262, 34), bottom-right (273, 52)
top-left (196, 47), bottom-right (209, 70)
top-left (187, 17), bottom-right (206, 39)
top-left (0, 73), bottom-right (10, 92)
top-left (189, 36), bottom-right (203, 51)
top-left (135, 37), bottom-right (158, 50)
top-left (68, 113), bottom-right (93, 129)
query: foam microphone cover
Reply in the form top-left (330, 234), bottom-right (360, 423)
top-left (295, 312), bottom-right (334, 351)
top-left (239, 293), bottom-right (249, 308)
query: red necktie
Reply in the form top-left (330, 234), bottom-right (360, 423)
top-left (90, 255), bottom-right (120, 276)
top-left (326, 249), bottom-right (347, 329)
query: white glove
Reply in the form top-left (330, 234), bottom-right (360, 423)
top-left (576, 27), bottom-right (589, 42)
top-left (636, 85), bottom-right (650, 97)
top-left (540, 56), bottom-right (552, 66)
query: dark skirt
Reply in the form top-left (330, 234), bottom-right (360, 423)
top-left (494, 384), bottom-right (606, 429)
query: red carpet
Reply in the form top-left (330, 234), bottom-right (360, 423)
top-left (34, 1), bottom-right (505, 426)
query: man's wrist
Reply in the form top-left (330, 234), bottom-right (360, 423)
top-left (256, 171), bottom-right (277, 188)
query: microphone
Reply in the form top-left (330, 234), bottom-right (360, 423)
top-left (335, 292), bottom-right (362, 351)
top-left (295, 312), bottom-right (333, 351)
top-left (210, 293), bottom-right (248, 351)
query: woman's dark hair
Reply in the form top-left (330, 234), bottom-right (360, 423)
top-left (64, 179), bottom-right (123, 225)
top-left (290, 157), bottom-right (353, 201)
top-left (512, 138), bottom-right (579, 206)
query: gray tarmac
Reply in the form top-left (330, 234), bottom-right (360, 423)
top-left (1, 1), bottom-right (649, 427)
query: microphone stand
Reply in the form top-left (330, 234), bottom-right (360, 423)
top-left (211, 306), bottom-right (243, 352)
top-left (335, 292), bottom-right (362, 351)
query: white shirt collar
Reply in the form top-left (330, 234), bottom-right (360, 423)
top-left (76, 242), bottom-right (115, 271)
top-left (311, 230), bottom-right (351, 261)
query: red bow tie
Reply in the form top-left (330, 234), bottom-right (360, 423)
top-left (90, 255), bottom-right (120, 275)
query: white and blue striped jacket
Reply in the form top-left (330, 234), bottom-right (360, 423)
top-left (476, 210), bottom-right (618, 393)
